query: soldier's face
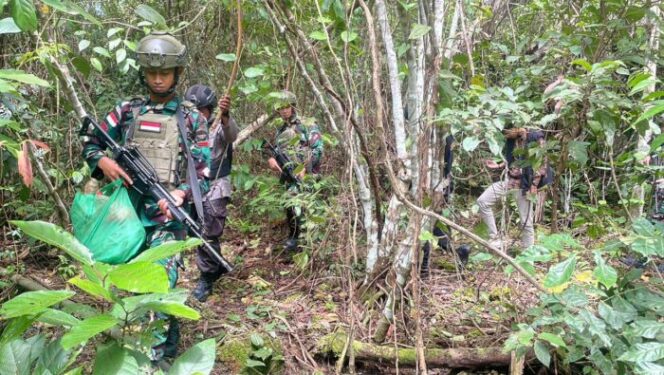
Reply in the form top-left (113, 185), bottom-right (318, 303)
top-left (278, 106), bottom-right (293, 120)
top-left (144, 68), bottom-right (176, 94)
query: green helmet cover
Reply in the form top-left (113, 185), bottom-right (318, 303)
top-left (136, 32), bottom-right (187, 69)
top-left (270, 90), bottom-right (297, 110)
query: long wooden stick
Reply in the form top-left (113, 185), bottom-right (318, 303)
top-left (211, 0), bottom-right (243, 132)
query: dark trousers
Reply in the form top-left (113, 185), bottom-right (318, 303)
top-left (196, 197), bottom-right (229, 276)
top-left (286, 206), bottom-right (301, 240)
top-left (421, 221), bottom-right (450, 272)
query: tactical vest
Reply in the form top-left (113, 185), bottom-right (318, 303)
top-left (129, 109), bottom-right (181, 187)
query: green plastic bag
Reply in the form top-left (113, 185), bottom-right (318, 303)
top-left (71, 179), bottom-right (146, 264)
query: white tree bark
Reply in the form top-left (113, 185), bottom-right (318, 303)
top-left (375, 0), bottom-right (409, 172)
top-left (632, 5), bottom-right (661, 218)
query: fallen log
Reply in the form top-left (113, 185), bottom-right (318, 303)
top-left (318, 331), bottom-right (519, 369)
top-left (232, 113), bottom-right (276, 147)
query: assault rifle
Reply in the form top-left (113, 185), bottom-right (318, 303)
top-left (82, 117), bottom-right (233, 273)
top-left (262, 140), bottom-right (301, 186)
top-left (52, 58), bottom-right (233, 273)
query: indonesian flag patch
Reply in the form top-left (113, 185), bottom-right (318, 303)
top-left (139, 120), bottom-right (162, 133)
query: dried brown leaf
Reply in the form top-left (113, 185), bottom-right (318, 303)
top-left (29, 139), bottom-right (50, 151)
top-left (17, 142), bottom-right (33, 187)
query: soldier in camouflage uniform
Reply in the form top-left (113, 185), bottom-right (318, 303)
top-left (184, 84), bottom-right (239, 302)
top-left (81, 32), bottom-right (210, 359)
top-left (266, 90), bottom-right (324, 252)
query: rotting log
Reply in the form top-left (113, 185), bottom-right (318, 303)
top-left (318, 331), bottom-right (516, 369)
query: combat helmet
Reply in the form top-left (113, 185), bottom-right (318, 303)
top-left (185, 84), bottom-right (217, 110)
top-left (136, 32), bottom-right (187, 69)
top-left (272, 90), bottom-right (297, 111)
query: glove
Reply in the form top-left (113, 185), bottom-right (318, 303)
top-left (502, 127), bottom-right (526, 139)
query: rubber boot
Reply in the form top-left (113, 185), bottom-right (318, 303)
top-left (420, 242), bottom-right (431, 279)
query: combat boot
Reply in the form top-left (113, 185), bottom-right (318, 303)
top-left (193, 272), bottom-right (219, 302)
top-left (284, 238), bottom-right (298, 252)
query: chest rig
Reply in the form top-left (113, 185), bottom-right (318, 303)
top-left (128, 103), bottom-right (182, 187)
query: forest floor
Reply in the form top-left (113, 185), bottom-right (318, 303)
top-left (3, 204), bottom-right (547, 375)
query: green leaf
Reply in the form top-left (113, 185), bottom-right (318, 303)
top-left (534, 340), bottom-right (551, 368)
top-left (9, 220), bottom-right (94, 265)
top-left (135, 301), bottom-right (200, 320)
top-left (633, 101), bottom-right (664, 125)
top-left (68, 276), bottom-right (112, 302)
top-left (134, 4), bottom-right (166, 27)
top-left (0, 290), bottom-right (75, 318)
top-left (0, 338), bottom-right (33, 374)
top-left (37, 308), bottom-right (80, 327)
top-left (61, 314), bottom-right (119, 350)
top-left (168, 338), bottom-right (216, 375)
top-left (538, 332), bottom-right (566, 348)
top-left (33, 339), bottom-right (71, 375)
top-left (90, 57), bottom-right (103, 72)
top-left (0, 316), bottom-right (34, 345)
top-left (10, 0), bottom-right (37, 32)
top-left (244, 66), bottom-right (264, 78)
top-left (109, 262), bottom-right (169, 294)
top-left (245, 358), bottom-right (265, 368)
top-left (130, 238), bottom-right (201, 264)
top-left (108, 37), bottom-right (121, 50)
top-left (250, 333), bottom-right (264, 347)
top-left (93, 342), bottom-right (139, 375)
top-left (568, 141), bottom-right (589, 165)
top-left (106, 27), bottom-right (122, 38)
top-left (571, 59), bottom-right (592, 71)
top-left (116, 48), bottom-right (127, 64)
top-left (618, 342), bottom-right (664, 362)
top-left (123, 39), bottom-right (137, 51)
top-left (631, 320), bottom-right (664, 339)
top-left (215, 53), bottom-right (237, 62)
top-left (340, 31), bottom-right (357, 43)
top-left (593, 252), bottom-right (617, 288)
top-left (93, 46), bottom-right (111, 58)
top-left (462, 137), bottom-right (480, 152)
top-left (309, 30), bottom-right (327, 41)
top-left (0, 17), bottom-right (21, 34)
top-left (0, 69), bottom-right (49, 87)
top-left (78, 39), bottom-right (90, 52)
top-left (543, 255), bottom-right (576, 289)
top-left (408, 23), bottom-right (431, 39)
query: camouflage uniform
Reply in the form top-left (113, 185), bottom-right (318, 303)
top-left (275, 114), bottom-right (323, 246)
top-left (82, 97), bottom-right (211, 287)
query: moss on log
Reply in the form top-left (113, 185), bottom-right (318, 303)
top-left (318, 331), bottom-right (513, 369)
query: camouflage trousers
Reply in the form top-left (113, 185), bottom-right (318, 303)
top-left (145, 220), bottom-right (185, 288)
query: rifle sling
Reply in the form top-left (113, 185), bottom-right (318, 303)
top-left (176, 106), bottom-right (205, 225)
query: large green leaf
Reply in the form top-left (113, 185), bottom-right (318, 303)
top-left (111, 289), bottom-right (188, 320)
top-left (109, 262), bottom-right (169, 294)
top-left (538, 332), bottom-right (566, 348)
top-left (61, 314), bottom-right (119, 350)
top-left (0, 17), bottom-right (20, 34)
top-left (633, 101), bottom-right (664, 125)
top-left (68, 276), bottom-right (112, 302)
top-left (10, 0), bottom-right (36, 32)
top-left (135, 301), bottom-right (200, 320)
top-left (93, 342), bottom-right (139, 375)
top-left (593, 252), bottom-right (617, 288)
top-left (37, 308), bottom-right (80, 327)
top-left (408, 23), bottom-right (431, 39)
top-left (533, 340), bottom-right (551, 368)
top-left (0, 338), bottom-right (32, 375)
top-left (618, 342), bottom-right (664, 362)
top-left (0, 316), bottom-right (34, 345)
top-left (40, 0), bottom-right (99, 24)
top-left (567, 141), bottom-right (589, 165)
top-left (130, 238), bottom-right (202, 264)
top-left (631, 320), bottom-right (664, 339)
top-left (0, 69), bottom-right (49, 87)
top-left (33, 339), bottom-right (71, 375)
top-left (168, 338), bottom-right (216, 375)
top-left (134, 4), bottom-right (166, 27)
top-left (10, 221), bottom-right (94, 265)
top-left (0, 290), bottom-right (75, 318)
top-left (543, 255), bottom-right (576, 289)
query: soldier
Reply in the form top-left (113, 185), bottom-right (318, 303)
top-left (266, 90), bottom-right (324, 252)
top-left (81, 32), bottom-right (210, 359)
top-left (184, 84), bottom-right (239, 302)
top-left (477, 128), bottom-right (552, 251)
